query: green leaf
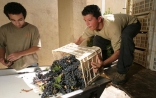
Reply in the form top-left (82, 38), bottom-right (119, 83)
top-left (53, 83), bottom-right (61, 88)
top-left (40, 85), bottom-right (45, 92)
top-left (52, 64), bottom-right (61, 72)
top-left (55, 74), bottom-right (62, 83)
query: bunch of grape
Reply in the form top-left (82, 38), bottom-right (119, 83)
top-left (33, 54), bottom-right (85, 98)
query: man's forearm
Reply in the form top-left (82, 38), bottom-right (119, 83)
top-left (18, 46), bottom-right (41, 57)
top-left (6, 46), bottom-right (41, 62)
top-left (102, 50), bottom-right (120, 66)
top-left (75, 36), bottom-right (85, 45)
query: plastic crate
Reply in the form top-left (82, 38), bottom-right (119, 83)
top-left (132, 0), bottom-right (154, 15)
top-left (137, 11), bottom-right (156, 32)
top-left (137, 14), bottom-right (150, 32)
top-left (148, 32), bottom-right (156, 51)
top-left (52, 43), bottom-right (102, 87)
top-left (147, 30), bottom-right (156, 71)
top-left (147, 50), bottom-right (156, 71)
top-left (134, 49), bottom-right (147, 68)
top-left (147, 11), bottom-right (156, 50)
top-left (132, 2), bottom-right (140, 14)
top-left (133, 33), bottom-right (147, 49)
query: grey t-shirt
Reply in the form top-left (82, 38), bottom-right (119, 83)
top-left (0, 22), bottom-right (41, 70)
top-left (82, 14), bottom-right (138, 52)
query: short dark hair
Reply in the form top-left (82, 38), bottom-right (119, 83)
top-left (82, 5), bottom-right (101, 19)
top-left (4, 2), bottom-right (27, 19)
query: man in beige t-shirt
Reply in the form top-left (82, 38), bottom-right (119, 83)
top-left (75, 5), bottom-right (141, 85)
top-left (0, 2), bottom-right (41, 70)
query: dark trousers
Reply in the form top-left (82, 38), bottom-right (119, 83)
top-left (93, 20), bottom-right (141, 74)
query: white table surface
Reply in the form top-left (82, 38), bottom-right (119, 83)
top-left (0, 70), bottom-right (84, 98)
top-left (0, 66), bottom-right (49, 76)
top-left (0, 72), bottom-right (43, 98)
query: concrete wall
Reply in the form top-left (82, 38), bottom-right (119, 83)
top-left (58, 0), bottom-right (103, 46)
top-left (72, 0), bottom-right (86, 41)
top-left (72, 0), bottom-right (102, 46)
top-left (58, 0), bottom-right (73, 47)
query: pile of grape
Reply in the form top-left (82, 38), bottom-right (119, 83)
top-left (33, 54), bottom-right (85, 98)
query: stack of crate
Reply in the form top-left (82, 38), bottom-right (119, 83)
top-left (52, 43), bottom-right (102, 87)
top-left (132, 0), bottom-right (156, 71)
top-left (132, 0), bottom-right (154, 15)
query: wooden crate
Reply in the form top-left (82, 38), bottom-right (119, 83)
top-left (147, 11), bottom-right (156, 50)
top-left (137, 14), bottom-right (150, 32)
top-left (147, 50), bottom-right (156, 71)
top-left (137, 11), bottom-right (156, 33)
top-left (134, 49), bottom-right (147, 68)
top-left (133, 33), bottom-right (147, 49)
top-left (132, 0), bottom-right (155, 15)
top-left (52, 43), bottom-right (102, 87)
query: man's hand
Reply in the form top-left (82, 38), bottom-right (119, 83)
top-left (7, 52), bottom-right (22, 62)
top-left (91, 54), bottom-right (103, 73)
top-left (0, 58), bottom-right (12, 67)
top-left (74, 36), bottom-right (85, 45)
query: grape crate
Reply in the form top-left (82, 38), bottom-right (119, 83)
top-left (52, 43), bottom-right (102, 87)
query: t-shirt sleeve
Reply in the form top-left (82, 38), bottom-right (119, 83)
top-left (0, 27), bottom-right (6, 48)
top-left (31, 26), bottom-right (41, 47)
top-left (81, 27), bottom-right (94, 39)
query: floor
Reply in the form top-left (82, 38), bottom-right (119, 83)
top-left (100, 63), bottom-right (156, 98)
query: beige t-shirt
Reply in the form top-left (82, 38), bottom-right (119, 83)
top-left (0, 22), bottom-right (41, 70)
top-left (82, 14), bottom-right (138, 52)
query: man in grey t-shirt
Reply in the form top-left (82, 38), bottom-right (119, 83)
top-left (0, 2), bottom-right (41, 70)
top-left (75, 5), bottom-right (141, 85)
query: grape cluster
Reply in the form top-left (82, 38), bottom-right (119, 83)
top-left (33, 54), bottom-right (85, 98)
